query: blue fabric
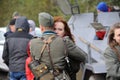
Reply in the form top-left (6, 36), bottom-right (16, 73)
top-left (97, 2), bottom-right (108, 12)
top-left (43, 31), bottom-right (56, 35)
top-left (9, 72), bottom-right (26, 80)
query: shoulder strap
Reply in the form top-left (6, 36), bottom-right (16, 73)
top-left (43, 35), bottom-right (55, 44)
top-left (63, 38), bottom-right (71, 68)
top-left (63, 38), bottom-right (68, 57)
top-left (46, 35), bottom-right (57, 77)
top-left (39, 35), bottom-right (55, 61)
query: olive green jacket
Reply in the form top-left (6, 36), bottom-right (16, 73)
top-left (30, 33), bottom-right (86, 70)
top-left (104, 46), bottom-right (120, 80)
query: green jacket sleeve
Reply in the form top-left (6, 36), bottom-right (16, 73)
top-left (104, 47), bottom-right (120, 79)
top-left (64, 37), bottom-right (86, 63)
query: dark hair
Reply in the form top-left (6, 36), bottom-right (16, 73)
top-left (108, 22), bottom-right (120, 60)
top-left (54, 16), bottom-right (74, 42)
top-left (9, 19), bottom-right (16, 25)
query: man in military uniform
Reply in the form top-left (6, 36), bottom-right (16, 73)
top-left (29, 12), bottom-right (86, 80)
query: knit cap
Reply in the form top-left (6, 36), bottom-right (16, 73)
top-left (97, 2), bottom-right (108, 12)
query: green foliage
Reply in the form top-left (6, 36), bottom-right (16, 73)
top-left (110, 0), bottom-right (120, 6)
top-left (0, 0), bottom-right (63, 27)
top-left (0, 0), bottom-right (119, 27)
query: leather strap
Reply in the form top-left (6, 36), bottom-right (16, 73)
top-left (39, 35), bottom-right (55, 61)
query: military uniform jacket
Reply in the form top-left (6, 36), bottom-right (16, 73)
top-left (30, 31), bottom-right (86, 75)
top-left (104, 46), bottom-right (120, 80)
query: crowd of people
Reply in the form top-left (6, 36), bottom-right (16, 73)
top-left (1, 1), bottom-right (120, 80)
top-left (2, 11), bottom-right (86, 80)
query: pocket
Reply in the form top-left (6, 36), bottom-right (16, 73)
top-left (31, 63), bottom-right (49, 78)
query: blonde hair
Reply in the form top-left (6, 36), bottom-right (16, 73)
top-left (108, 22), bottom-right (120, 60)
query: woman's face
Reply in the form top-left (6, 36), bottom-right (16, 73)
top-left (54, 22), bottom-right (65, 37)
top-left (114, 28), bottom-right (120, 45)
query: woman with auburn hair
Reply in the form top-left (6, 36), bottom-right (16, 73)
top-left (104, 22), bottom-right (120, 80)
top-left (54, 16), bottom-right (74, 42)
top-left (54, 16), bottom-right (83, 80)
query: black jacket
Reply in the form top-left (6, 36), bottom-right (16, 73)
top-left (2, 31), bottom-right (33, 72)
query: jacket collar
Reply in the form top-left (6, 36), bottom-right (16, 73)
top-left (43, 31), bottom-right (56, 35)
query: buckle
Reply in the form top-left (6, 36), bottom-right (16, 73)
top-left (54, 69), bottom-right (63, 76)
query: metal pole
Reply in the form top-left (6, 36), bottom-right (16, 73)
top-left (87, 42), bottom-right (92, 64)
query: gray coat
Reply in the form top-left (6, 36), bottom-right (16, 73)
top-left (104, 46), bottom-right (120, 80)
top-left (2, 31), bottom-right (33, 72)
top-left (30, 32), bottom-right (86, 79)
